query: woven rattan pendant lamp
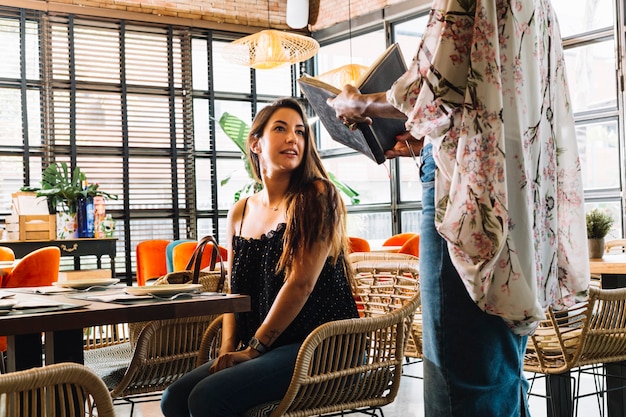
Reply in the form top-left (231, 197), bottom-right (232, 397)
top-left (222, 0), bottom-right (319, 70)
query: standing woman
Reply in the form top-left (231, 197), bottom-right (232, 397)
top-left (328, 0), bottom-right (590, 415)
top-left (161, 97), bottom-right (359, 417)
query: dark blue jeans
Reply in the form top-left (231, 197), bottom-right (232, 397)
top-left (160, 343), bottom-right (300, 417)
top-left (419, 144), bottom-right (530, 417)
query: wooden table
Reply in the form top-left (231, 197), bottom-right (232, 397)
top-left (590, 254), bottom-right (626, 283)
top-left (0, 289), bottom-right (250, 372)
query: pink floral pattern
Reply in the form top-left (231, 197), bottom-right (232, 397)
top-left (388, 0), bottom-right (589, 335)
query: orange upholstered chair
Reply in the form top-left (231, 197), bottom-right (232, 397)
top-left (348, 237), bottom-right (371, 253)
top-left (398, 234), bottom-right (420, 258)
top-left (0, 246), bottom-right (61, 357)
top-left (383, 232), bottom-right (417, 247)
top-left (2, 247), bottom-right (60, 289)
top-left (0, 247), bottom-right (15, 261)
top-left (136, 239), bottom-right (171, 286)
top-left (172, 241), bottom-right (228, 272)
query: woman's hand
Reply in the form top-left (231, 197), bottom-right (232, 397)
top-left (385, 131), bottom-right (424, 159)
top-left (209, 348), bottom-right (260, 374)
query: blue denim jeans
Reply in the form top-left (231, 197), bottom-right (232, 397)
top-left (419, 144), bottom-right (530, 417)
top-left (160, 343), bottom-right (300, 417)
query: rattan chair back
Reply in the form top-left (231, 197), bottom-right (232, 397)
top-left (0, 362), bottom-right (115, 417)
top-left (605, 239), bottom-right (626, 254)
top-left (197, 293), bottom-right (420, 417)
top-left (268, 293), bottom-right (420, 417)
top-left (525, 286), bottom-right (626, 374)
top-left (349, 252), bottom-right (422, 359)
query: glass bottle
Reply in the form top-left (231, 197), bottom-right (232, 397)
top-left (77, 181), bottom-right (95, 238)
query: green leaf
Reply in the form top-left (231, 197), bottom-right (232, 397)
top-left (328, 172), bottom-right (360, 205)
top-left (219, 112), bottom-right (250, 154)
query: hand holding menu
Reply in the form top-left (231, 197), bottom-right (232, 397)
top-left (298, 43), bottom-right (407, 164)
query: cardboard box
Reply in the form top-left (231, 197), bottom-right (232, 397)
top-left (57, 269), bottom-right (112, 281)
top-left (18, 214), bottom-right (56, 240)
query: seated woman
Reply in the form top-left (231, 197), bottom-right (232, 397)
top-left (160, 97), bottom-right (359, 417)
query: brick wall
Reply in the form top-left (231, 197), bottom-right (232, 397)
top-left (20, 0), bottom-right (413, 31)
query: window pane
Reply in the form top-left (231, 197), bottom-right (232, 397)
top-left (398, 157), bottom-right (422, 202)
top-left (577, 119), bottom-right (620, 189)
top-left (0, 157), bottom-right (27, 212)
top-left (194, 98), bottom-right (211, 151)
top-left (26, 89), bottom-right (42, 147)
top-left (315, 30), bottom-right (386, 150)
top-left (127, 157), bottom-right (179, 210)
top-left (192, 38), bottom-right (209, 91)
top-left (552, 0), bottom-right (614, 38)
top-left (212, 41), bottom-right (251, 94)
top-left (322, 155), bottom-right (390, 205)
top-left (0, 18), bottom-right (21, 78)
top-left (74, 24), bottom-right (120, 84)
top-left (126, 29), bottom-right (180, 88)
top-left (213, 100), bottom-right (253, 152)
top-left (256, 65), bottom-right (293, 96)
top-left (196, 157), bottom-right (213, 211)
top-left (564, 40), bottom-right (616, 113)
top-left (216, 158), bottom-right (257, 210)
top-left (0, 88), bottom-right (23, 146)
top-left (347, 212), bottom-right (392, 240)
top-left (401, 210), bottom-right (422, 234)
top-left (393, 16), bottom-right (428, 64)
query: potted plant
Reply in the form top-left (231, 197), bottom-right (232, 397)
top-left (22, 162), bottom-right (117, 239)
top-left (586, 208), bottom-right (614, 258)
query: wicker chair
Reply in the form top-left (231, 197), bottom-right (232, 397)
top-left (349, 252), bottom-right (422, 364)
top-left (525, 286), bottom-right (626, 416)
top-left (84, 315), bottom-right (217, 417)
top-left (196, 253), bottom-right (421, 417)
top-left (197, 294), bottom-right (419, 417)
top-left (605, 239), bottom-right (626, 254)
top-left (0, 362), bottom-right (115, 417)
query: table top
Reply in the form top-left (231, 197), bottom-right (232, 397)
top-left (0, 288), bottom-right (250, 336)
top-left (589, 254), bottom-right (626, 275)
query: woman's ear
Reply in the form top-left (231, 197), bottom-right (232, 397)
top-left (250, 136), bottom-right (261, 154)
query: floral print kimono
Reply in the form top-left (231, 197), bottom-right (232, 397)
top-left (388, 0), bottom-right (590, 335)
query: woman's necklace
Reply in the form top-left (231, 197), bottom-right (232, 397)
top-left (264, 198), bottom-right (282, 211)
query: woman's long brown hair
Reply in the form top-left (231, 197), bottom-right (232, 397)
top-left (246, 98), bottom-right (353, 281)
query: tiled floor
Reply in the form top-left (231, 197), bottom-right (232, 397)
top-left (121, 361), bottom-right (608, 417)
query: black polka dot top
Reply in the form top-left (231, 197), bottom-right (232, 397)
top-left (231, 201), bottom-right (358, 350)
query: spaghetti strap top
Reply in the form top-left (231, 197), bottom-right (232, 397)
top-left (231, 197), bottom-right (358, 349)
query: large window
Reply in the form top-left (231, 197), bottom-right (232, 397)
top-left (0, 9), bottom-right (296, 280)
top-left (313, 0), bottom-right (624, 240)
